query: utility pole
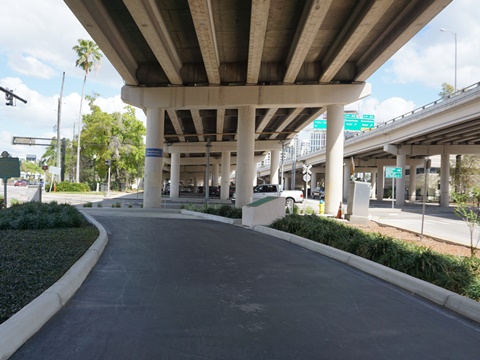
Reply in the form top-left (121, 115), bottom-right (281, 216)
top-left (57, 72), bottom-right (65, 179)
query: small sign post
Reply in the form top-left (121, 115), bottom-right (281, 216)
top-left (0, 152), bottom-right (20, 209)
top-left (385, 167), bottom-right (403, 208)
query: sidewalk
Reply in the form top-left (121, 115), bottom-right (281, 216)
top-left (368, 200), bottom-right (479, 249)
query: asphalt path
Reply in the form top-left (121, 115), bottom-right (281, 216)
top-left (11, 212), bottom-right (480, 359)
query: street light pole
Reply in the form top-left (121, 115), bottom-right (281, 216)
top-left (93, 154), bottom-right (97, 191)
top-left (440, 28), bottom-right (457, 93)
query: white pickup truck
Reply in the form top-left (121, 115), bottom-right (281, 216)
top-left (252, 184), bottom-right (304, 206)
top-left (231, 184), bottom-right (304, 206)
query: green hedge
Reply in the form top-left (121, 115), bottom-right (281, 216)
top-left (47, 182), bottom-right (90, 193)
top-left (182, 204), bottom-right (242, 219)
top-left (270, 215), bottom-right (480, 301)
top-left (0, 201), bottom-right (98, 324)
top-left (0, 201), bottom-right (88, 230)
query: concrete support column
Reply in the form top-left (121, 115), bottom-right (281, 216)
top-left (270, 150), bottom-right (280, 185)
top-left (220, 151), bottom-right (231, 200)
top-left (343, 161), bottom-right (350, 202)
top-left (370, 170), bottom-right (377, 199)
top-left (396, 154), bottom-right (406, 206)
top-left (193, 176), bottom-right (198, 194)
top-left (144, 108), bottom-right (164, 208)
top-left (376, 162), bottom-right (385, 200)
top-left (212, 163), bottom-right (220, 186)
top-left (440, 154), bottom-right (450, 207)
top-left (284, 176), bottom-right (290, 191)
top-left (325, 104), bottom-right (344, 214)
top-left (170, 152), bottom-right (180, 198)
top-left (235, 106), bottom-right (255, 208)
top-left (409, 163), bottom-right (417, 202)
top-left (311, 172), bottom-right (318, 190)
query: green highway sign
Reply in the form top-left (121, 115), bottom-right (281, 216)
top-left (362, 114), bottom-right (375, 120)
top-left (344, 113), bottom-right (357, 119)
top-left (313, 119), bottom-right (327, 129)
top-left (313, 118), bottom-right (375, 131)
top-left (386, 167), bottom-right (403, 178)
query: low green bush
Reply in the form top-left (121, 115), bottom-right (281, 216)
top-left (0, 201), bottom-right (98, 324)
top-left (270, 215), bottom-right (480, 301)
top-left (181, 203), bottom-right (242, 219)
top-left (0, 201), bottom-right (88, 230)
top-left (54, 182), bottom-right (90, 193)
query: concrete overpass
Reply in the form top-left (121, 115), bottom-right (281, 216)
top-left (65, 0), bottom-right (451, 213)
top-left (259, 81), bottom-right (480, 207)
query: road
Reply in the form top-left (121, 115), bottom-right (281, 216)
top-left (10, 212), bottom-right (480, 359)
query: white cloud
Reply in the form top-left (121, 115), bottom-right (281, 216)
top-left (351, 97), bottom-right (417, 125)
top-left (8, 55), bottom-right (57, 79)
top-left (383, 0), bottom-right (480, 91)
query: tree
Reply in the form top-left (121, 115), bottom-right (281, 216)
top-left (452, 192), bottom-right (480, 258)
top-left (72, 39), bottom-right (103, 183)
top-left (79, 96), bottom-right (145, 188)
top-left (438, 82), bottom-right (454, 99)
top-left (450, 155), bottom-right (480, 195)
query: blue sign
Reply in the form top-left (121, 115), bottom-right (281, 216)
top-left (146, 148), bottom-right (163, 157)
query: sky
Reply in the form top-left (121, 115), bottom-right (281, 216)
top-left (1, 0), bottom-right (480, 160)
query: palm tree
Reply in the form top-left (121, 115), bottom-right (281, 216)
top-left (73, 38), bottom-right (103, 182)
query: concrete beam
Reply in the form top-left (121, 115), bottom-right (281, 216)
top-left (272, 108), bottom-right (305, 139)
top-left (166, 109), bottom-right (185, 141)
top-left (124, 0), bottom-right (183, 85)
top-left (166, 140), bottom-right (283, 153)
top-left (321, 0), bottom-right (394, 82)
top-left (122, 83), bottom-right (371, 110)
top-left (216, 108), bottom-right (225, 141)
top-left (256, 108), bottom-right (278, 139)
top-left (247, 0), bottom-right (270, 84)
top-left (356, 0), bottom-right (452, 81)
top-left (284, 0), bottom-right (332, 83)
top-left (188, 0), bottom-right (220, 84)
top-left (191, 109), bottom-right (205, 141)
top-left (65, 0), bottom-right (138, 85)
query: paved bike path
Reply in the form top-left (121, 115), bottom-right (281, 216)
top-left (11, 214), bottom-right (480, 359)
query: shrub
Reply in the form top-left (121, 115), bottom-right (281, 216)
top-left (55, 182), bottom-right (90, 193)
top-left (181, 203), bottom-right (242, 219)
top-left (0, 201), bottom-right (88, 230)
top-left (83, 202), bottom-right (93, 208)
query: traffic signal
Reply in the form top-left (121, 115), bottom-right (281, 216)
top-left (5, 92), bottom-right (13, 106)
top-left (42, 164), bottom-right (48, 171)
top-left (105, 160), bottom-right (111, 167)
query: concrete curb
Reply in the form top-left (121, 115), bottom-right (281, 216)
top-left (180, 209), bottom-right (242, 225)
top-left (0, 213), bottom-right (108, 360)
top-left (253, 225), bottom-right (480, 324)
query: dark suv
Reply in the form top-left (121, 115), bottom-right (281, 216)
top-left (312, 187), bottom-right (325, 199)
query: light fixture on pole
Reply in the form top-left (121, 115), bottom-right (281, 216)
top-left (440, 28), bottom-right (457, 93)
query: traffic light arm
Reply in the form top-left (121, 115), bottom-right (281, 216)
top-left (0, 86), bottom-right (28, 104)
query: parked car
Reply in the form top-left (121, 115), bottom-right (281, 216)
top-left (14, 180), bottom-right (27, 187)
top-left (312, 187), bottom-right (325, 199)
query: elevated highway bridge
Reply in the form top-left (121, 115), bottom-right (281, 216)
top-left (65, 0), bottom-right (452, 214)
top-left (260, 81), bottom-right (480, 207)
